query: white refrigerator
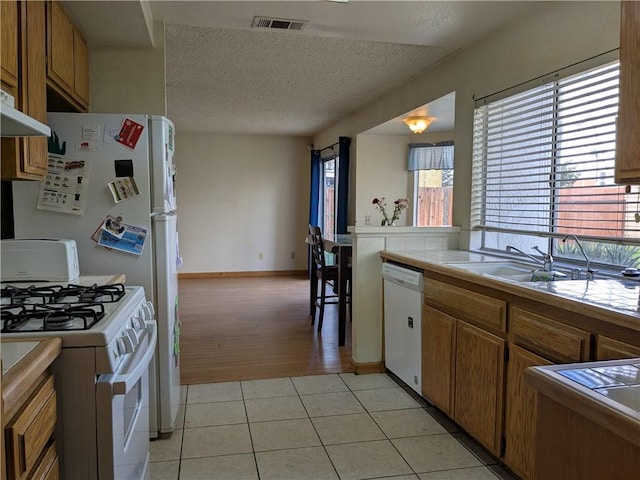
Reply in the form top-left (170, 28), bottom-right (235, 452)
top-left (12, 112), bottom-right (181, 437)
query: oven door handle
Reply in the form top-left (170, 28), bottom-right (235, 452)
top-left (112, 321), bottom-right (157, 395)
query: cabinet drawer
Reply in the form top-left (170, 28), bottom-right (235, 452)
top-left (510, 307), bottom-right (590, 363)
top-left (27, 441), bottom-right (58, 480)
top-left (425, 279), bottom-right (506, 333)
top-left (5, 375), bottom-right (57, 480)
top-left (596, 335), bottom-right (640, 360)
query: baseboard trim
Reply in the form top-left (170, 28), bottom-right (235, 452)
top-left (350, 360), bottom-right (385, 375)
top-left (179, 270), bottom-right (307, 279)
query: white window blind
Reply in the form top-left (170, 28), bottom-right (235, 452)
top-left (471, 61), bottom-right (639, 243)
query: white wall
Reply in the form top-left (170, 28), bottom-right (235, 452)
top-left (357, 131), bottom-right (456, 226)
top-left (175, 132), bottom-right (312, 273)
top-left (314, 1), bottom-right (620, 245)
top-left (314, 1), bottom-right (621, 365)
top-left (89, 22), bottom-right (166, 115)
top-left (356, 135), bottom-right (412, 226)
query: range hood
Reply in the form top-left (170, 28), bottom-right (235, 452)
top-left (0, 90), bottom-right (51, 137)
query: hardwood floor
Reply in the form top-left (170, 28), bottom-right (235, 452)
top-left (178, 275), bottom-right (353, 384)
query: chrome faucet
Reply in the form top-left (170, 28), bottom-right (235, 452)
top-left (506, 245), bottom-right (553, 271)
top-left (532, 246), bottom-right (554, 272)
top-left (562, 235), bottom-right (593, 279)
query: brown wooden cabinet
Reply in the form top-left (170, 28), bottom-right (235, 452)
top-left (46, 0), bottom-right (89, 110)
top-left (422, 304), bottom-right (456, 416)
top-left (420, 274), bottom-right (603, 478)
top-left (596, 335), bottom-right (640, 360)
top-left (503, 345), bottom-right (552, 480)
top-left (1, 0), bottom-right (48, 181)
top-left (502, 306), bottom-right (591, 479)
top-left (4, 375), bottom-right (58, 480)
top-left (509, 306), bottom-right (591, 364)
top-left (615, 1), bottom-right (640, 184)
top-left (422, 278), bottom-right (506, 456)
top-left (72, 28), bottom-right (89, 104)
top-left (1, 0), bottom-right (19, 96)
top-left (454, 320), bottom-right (505, 456)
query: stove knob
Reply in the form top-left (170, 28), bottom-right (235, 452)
top-left (133, 315), bottom-right (146, 331)
top-left (120, 334), bottom-right (134, 354)
top-left (117, 337), bottom-right (129, 355)
top-left (142, 301), bottom-right (155, 319)
top-left (125, 328), bottom-right (139, 346)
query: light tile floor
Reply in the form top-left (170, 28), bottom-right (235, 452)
top-left (150, 373), bottom-right (519, 480)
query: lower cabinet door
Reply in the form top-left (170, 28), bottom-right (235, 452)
top-left (503, 344), bottom-right (552, 480)
top-left (454, 321), bottom-right (505, 455)
top-left (5, 375), bottom-right (56, 480)
top-left (422, 304), bottom-right (456, 416)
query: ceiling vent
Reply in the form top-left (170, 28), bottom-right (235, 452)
top-left (251, 16), bottom-right (307, 31)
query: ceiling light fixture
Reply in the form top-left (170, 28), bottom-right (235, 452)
top-left (403, 116), bottom-right (434, 134)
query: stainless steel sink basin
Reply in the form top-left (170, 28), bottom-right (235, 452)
top-left (444, 261), bottom-right (569, 283)
top-left (445, 261), bottom-right (535, 277)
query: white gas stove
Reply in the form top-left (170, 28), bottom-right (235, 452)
top-left (1, 283), bottom-right (152, 373)
top-left (0, 282), bottom-right (156, 479)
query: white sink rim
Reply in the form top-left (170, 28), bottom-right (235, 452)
top-left (445, 261), bottom-right (536, 276)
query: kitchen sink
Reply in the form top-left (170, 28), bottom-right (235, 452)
top-left (444, 261), bottom-right (570, 283)
top-left (445, 261), bottom-right (536, 277)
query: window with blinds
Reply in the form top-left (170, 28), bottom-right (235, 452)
top-left (471, 60), bottom-right (640, 268)
top-left (471, 63), bottom-right (640, 266)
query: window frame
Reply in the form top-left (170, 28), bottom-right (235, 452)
top-left (471, 51), bottom-right (640, 269)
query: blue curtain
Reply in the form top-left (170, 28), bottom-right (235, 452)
top-left (336, 136), bottom-right (351, 234)
top-left (308, 149), bottom-right (322, 276)
top-left (309, 149), bottom-right (321, 228)
top-left (408, 141), bottom-right (454, 170)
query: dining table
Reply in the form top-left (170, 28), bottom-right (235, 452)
top-left (320, 233), bottom-right (352, 346)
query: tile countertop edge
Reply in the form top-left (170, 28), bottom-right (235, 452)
top-left (78, 273), bottom-right (126, 285)
top-left (1, 337), bottom-right (62, 424)
top-left (380, 250), bottom-right (640, 333)
top-left (525, 360), bottom-right (640, 447)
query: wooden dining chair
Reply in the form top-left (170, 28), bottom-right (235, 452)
top-left (307, 225), bottom-right (350, 332)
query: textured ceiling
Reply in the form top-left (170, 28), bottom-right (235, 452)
top-left (64, 1), bottom-right (542, 136)
top-left (165, 25), bottom-right (455, 135)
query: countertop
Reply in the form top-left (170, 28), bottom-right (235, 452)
top-left (74, 274), bottom-right (126, 285)
top-left (0, 273), bottom-right (126, 287)
top-left (525, 358), bottom-right (640, 447)
top-left (1, 337), bottom-right (62, 424)
top-left (381, 249), bottom-right (640, 333)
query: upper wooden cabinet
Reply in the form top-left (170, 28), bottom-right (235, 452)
top-left (615, 1), bottom-right (640, 184)
top-left (1, 0), bottom-right (19, 95)
top-left (46, 0), bottom-right (89, 110)
top-left (1, 1), bottom-right (48, 181)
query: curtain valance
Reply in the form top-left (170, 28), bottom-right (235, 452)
top-left (407, 141), bottom-right (454, 171)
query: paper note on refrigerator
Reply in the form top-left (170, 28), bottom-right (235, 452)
top-left (115, 117), bottom-right (144, 149)
top-left (97, 221), bottom-right (147, 255)
top-left (107, 177), bottom-right (140, 203)
top-left (36, 154), bottom-right (91, 215)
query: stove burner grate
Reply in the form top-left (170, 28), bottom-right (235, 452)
top-left (0, 283), bottom-right (126, 305)
top-left (1, 285), bottom-right (64, 305)
top-left (53, 283), bottom-right (126, 304)
top-left (1, 302), bottom-right (106, 332)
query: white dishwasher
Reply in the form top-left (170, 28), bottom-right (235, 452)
top-left (382, 262), bottom-right (424, 394)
